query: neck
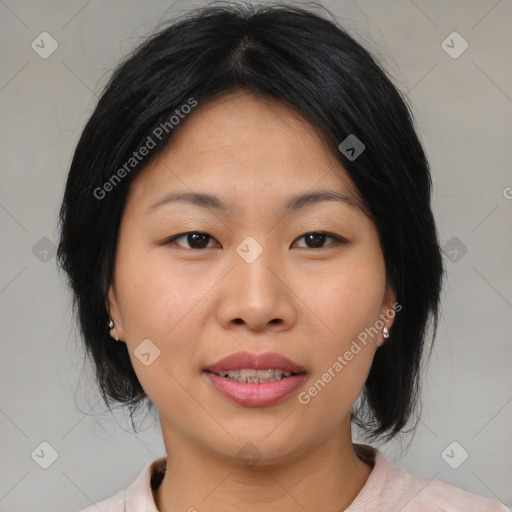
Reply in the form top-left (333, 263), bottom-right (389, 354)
top-left (153, 417), bottom-right (373, 512)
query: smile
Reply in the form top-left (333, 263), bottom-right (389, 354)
top-left (213, 368), bottom-right (296, 383)
top-left (203, 370), bottom-right (307, 407)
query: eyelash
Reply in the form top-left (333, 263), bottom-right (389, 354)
top-left (164, 231), bottom-right (346, 250)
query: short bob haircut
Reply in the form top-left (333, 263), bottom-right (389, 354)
top-left (57, 0), bottom-right (445, 445)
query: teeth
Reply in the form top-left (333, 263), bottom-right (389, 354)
top-left (217, 368), bottom-right (293, 383)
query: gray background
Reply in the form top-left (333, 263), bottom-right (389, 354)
top-left (0, 0), bottom-right (511, 510)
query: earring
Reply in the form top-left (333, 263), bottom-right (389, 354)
top-left (107, 318), bottom-right (119, 341)
top-left (383, 326), bottom-right (389, 339)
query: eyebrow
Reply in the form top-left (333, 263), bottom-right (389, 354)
top-left (147, 189), bottom-right (367, 216)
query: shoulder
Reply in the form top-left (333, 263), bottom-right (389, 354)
top-left (383, 455), bottom-right (508, 511)
top-left (77, 490), bottom-right (125, 512)
top-left (351, 444), bottom-right (508, 512)
top-left (73, 456), bottom-right (166, 512)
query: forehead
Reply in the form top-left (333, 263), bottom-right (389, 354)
top-left (167, 91), bottom-right (336, 165)
top-left (126, 91), bottom-right (365, 214)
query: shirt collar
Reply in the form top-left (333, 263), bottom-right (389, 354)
top-left (346, 443), bottom-right (389, 510)
top-left (124, 444), bottom-right (386, 511)
top-left (125, 456), bottom-right (166, 512)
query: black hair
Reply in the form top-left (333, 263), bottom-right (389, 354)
top-left (57, 0), bottom-right (445, 444)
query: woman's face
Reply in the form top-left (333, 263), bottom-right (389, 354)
top-left (108, 91), bottom-right (395, 464)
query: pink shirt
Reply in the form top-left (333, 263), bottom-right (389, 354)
top-left (78, 444), bottom-right (508, 511)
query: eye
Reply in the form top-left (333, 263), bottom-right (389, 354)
top-left (293, 231), bottom-right (345, 249)
top-left (165, 230), bottom-right (345, 250)
top-left (165, 231), bottom-right (219, 249)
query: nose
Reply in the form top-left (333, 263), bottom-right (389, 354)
top-left (216, 244), bottom-right (297, 333)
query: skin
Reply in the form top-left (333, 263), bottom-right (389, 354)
top-left (107, 91), bottom-right (396, 512)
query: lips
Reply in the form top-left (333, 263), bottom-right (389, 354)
top-left (204, 350), bottom-right (306, 375)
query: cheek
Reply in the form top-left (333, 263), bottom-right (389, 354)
top-left (303, 255), bottom-right (386, 343)
top-left (115, 249), bottom-right (209, 338)
top-left (297, 253), bottom-right (385, 396)
top-left (114, 255), bottom-right (208, 410)
top-left (298, 282), bottom-right (379, 420)
top-left (305, 351), bottom-right (374, 428)
top-left (113, 251), bottom-right (214, 396)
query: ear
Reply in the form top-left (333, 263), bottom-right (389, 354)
top-left (376, 284), bottom-right (398, 348)
top-left (107, 284), bottom-right (126, 342)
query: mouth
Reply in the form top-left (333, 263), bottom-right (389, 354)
top-left (204, 350), bottom-right (306, 375)
top-left (202, 351), bottom-right (307, 407)
top-left (204, 368), bottom-right (306, 383)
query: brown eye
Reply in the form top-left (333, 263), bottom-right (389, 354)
top-left (293, 232), bottom-right (344, 249)
top-left (166, 231), bottom-right (219, 249)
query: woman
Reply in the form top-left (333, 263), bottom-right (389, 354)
top-left (57, 2), bottom-right (507, 510)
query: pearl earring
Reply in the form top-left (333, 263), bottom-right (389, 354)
top-left (107, 318), bottom-right (119, 341)
top-left (383, 326), bottom-right (389, 339)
